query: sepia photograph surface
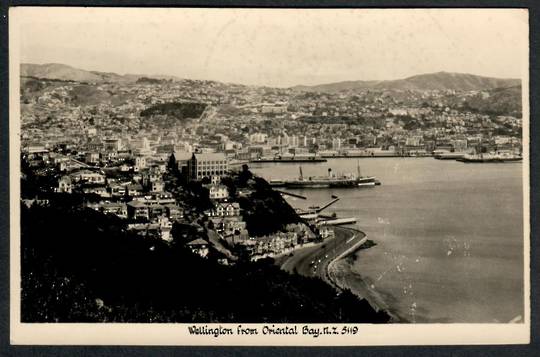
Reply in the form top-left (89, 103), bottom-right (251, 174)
top-left (9, 7), bottom-right (530, 345)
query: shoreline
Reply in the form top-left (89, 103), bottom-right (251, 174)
top-left (276, 225), bottom-right (402, 322)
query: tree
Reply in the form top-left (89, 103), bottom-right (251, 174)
top-left (167, 153), bottom-right (178, 174)
top-left (238, 164), bottom-right (253, 186)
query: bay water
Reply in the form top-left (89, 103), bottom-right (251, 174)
top-left (250, 158), bottom-right (524, 323)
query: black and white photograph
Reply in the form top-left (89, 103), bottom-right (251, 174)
top-left (9, 7), bottom-right (530, 345)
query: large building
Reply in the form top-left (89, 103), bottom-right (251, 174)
top-left (187, 152), bottom-right (228, 181)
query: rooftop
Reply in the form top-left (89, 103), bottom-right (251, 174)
top-left (187, 238), bottom-right (208, 246)
top-left (193, 152), bottom-right (227, 161)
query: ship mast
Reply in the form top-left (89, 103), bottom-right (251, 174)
top-left (357, 160), bottom-right (361, 178)
top-left (299, 166), bottom-right (303, 180)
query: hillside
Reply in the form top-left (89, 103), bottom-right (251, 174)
top-left (292, 72), bottom-right (521, 93)
top-left (21, 63), bottom-right (181, 83)
top-left (21, 63), bottom-right (120, 83)
top-left (20, 77), bottom-right (135, 107)
top-left (293, 80), bottom-right (381, 93)
top-left (461, 85), bottom-right (522, 117)
top-left (20, 199), bottom-right (389, 323)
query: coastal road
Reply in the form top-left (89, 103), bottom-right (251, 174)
top-left (279, 226), bottom-right (366, 286)
top-left (278, 226), bottom-right (400, 321)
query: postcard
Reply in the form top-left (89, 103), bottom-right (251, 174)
top-left (9, 7), bottom-right (530, 345)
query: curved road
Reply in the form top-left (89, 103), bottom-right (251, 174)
top-left (279, 226), bottom-right (366, 286)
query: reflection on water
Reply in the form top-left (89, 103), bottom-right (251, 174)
top-left (250, 158), bottom-right (524, 323)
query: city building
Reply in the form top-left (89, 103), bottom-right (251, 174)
top-left (187, 152), bottom-right (228, 181)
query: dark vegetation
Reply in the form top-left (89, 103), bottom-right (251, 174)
top-left (238, 177), bottom-right (301, 236)
top-left (21, 200), bottom-right (389, 323)
top-left (222, 165), bottom-right (303, 237)
top-left (216, 104), bottom-right (245, 116)
top-left (140, 102), bottom-right (207, 120)
top-left (69, 85), bottom-right (112, 106)
top-left (136, 77), bottom-right (172, 84)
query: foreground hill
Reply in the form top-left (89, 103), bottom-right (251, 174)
top-left (292, 72), bottom-right (520, 93)
top-left (20, 198), bottom-right (389, 323)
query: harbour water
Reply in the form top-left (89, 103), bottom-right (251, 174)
top-left (250, 158), bottom-right (524, 323)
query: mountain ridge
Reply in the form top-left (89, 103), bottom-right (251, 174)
top-left (292, 71), bottom-right (521, 92)
top-left (21, 63), bottom-right (521, 92)
top-left (20, 63), bottom-right (182, 83)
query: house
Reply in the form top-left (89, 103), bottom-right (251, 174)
top-left (127, 183), bottom-right (144, 197)
top-left (154, 163), bottom-right (167, 173)
top-left (250, 232), bottom-right (298, 255)
top-left (210, 216), bottom-right (247, 236)
top-left (141, 169), bottom-right (161, 187)
top-left (157, 216), bottom-right (173, 241)
top-left (127, 200), bottom-right (149, 220)
top-left (99, 202), bottom-right (128, 219)
top-left (127, 223), bottom-right (161, 239)
top-left (120, 164), bottom-right (130, 172)
top-left (208, 184), bottom-right (228, 200)
top-left (206, 202), bottom-right (240, 217)
top-left (22, 198), bottom-right (50, 208)
top-left (103, 138), bottom-right (122, 151)
top-left (319, 226), bottom-right (335, 239)
top-left (151, 180), bottom-right (165, 193)
top-left (82, 185), bottom-right (110, 197)
top-left (108, 184), bottom-right (127, 197)
top-left (70, 169), bottom-right (106, 185)
top-left (165, 204), bottom-right (183, 220)
top-left (134, 156), bottom-right (147, 171)
top-left (149, 204), bottom-right (166, 219)
top-left (186, 238), bottom-right (210, 258)
top-left (127, 217), bottom-right (171, 241)
top-left (24, 145), bottom-right (48, 160)
top-left (85, 152), bottom-right (100, 164)
top-left (57, 176), bottom-right (72, 193)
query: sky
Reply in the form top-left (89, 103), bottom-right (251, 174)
top-left (12, 7), bottom-right (528, 87)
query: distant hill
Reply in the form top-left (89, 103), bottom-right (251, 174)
top-left (21, 63), bottom-right (108, 83)
top-left (20, 77), bottom-right (135, 107)
top-left (21, 63), bottom-right (522, 95)
top-left (20, 63), bottom-right (181, 83)
top-left (461, 85), bottom-right (522, 117)
top-left (292, 72), bottom-right (521, 93)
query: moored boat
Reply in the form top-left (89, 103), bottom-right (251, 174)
top-left (269, 163), bottom-right (381, 188)
top-left (457, 152), bottom-right (523, 163)
top-left (433, 150), bottom-right (467, 160)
